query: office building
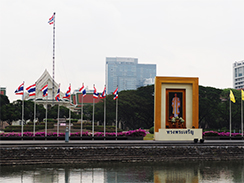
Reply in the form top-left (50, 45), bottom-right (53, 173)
top-left (233, 60), bottom-right (244, 89)
top-left (105, 57), bottom-right (156, 94)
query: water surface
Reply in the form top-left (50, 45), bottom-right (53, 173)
top-left (0, 161), bottom-right (243, 183)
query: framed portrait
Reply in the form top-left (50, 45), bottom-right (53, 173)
top-left (154, 77), bottom-right (199, 132)
top-left (166, 89), bottom-right (185, 127)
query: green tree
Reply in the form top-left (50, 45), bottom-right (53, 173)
top-left (0, 100), bottom-right (46, 123)
top-left (47, 105), bottom-right (80, 120)
top-left (199, 86), bottom-right (222, 129)
top-left (0, 95), bottom-right (9, 106)
top-left (219, 89), bottom-right (241, 130)
top-left (0, 95), bottom-right (10, 121)
top-left (94, 85), bottom-right (154, 129)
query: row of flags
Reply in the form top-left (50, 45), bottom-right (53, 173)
top-left (229, 89), bottom-right (244, 103)
top-left (14, 82), bottom-right (119, 101)
top-left (19, 84), bottom-right (242, 103)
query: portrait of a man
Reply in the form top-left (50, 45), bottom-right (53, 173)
top-left (169, 92), bottom-right (183, 119)
top-left (172, 93), bottom-right (180, 117)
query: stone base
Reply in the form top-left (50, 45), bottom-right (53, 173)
top-left (155, 128), bottom-right (203, 141)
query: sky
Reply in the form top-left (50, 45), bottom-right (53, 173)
top-left (0, 0), bottom-right (244, 102)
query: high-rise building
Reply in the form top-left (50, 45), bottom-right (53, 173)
top-left (105, 57), bottom-right (156, 94)
top-left (233, 60), bottom-right (244, 89)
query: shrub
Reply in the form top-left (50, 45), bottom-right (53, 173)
top-left (149, 127), bottom-right (154, 134)
top-left (4, 123), bottom-right (55, 132)
top-left (203, 131), bottom-right (219, 136)
top-left (66, 119), bottom-right (78, 123)
top-left (124, 128), bottom-right (147, 137)
top-left (72, 124), bottom-right (123, 132)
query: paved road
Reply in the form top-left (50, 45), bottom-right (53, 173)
top-left (0, 140), bottom-right (243, 147)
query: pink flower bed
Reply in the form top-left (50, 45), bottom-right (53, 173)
top-left (203, 131), bottom-right (243, 137)
top-left (0, 128), bottom-right (147, 137)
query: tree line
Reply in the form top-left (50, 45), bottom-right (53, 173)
top-left (0, 85), bottom-right (243, 130)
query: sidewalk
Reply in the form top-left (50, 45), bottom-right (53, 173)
top-left (0, 139), bottom-right (243, 146)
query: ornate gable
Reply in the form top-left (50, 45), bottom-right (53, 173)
top-left (26, 69), bottom-right (63, 100)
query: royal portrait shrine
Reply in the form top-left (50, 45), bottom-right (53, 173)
top-left (154, 76), bottom-right (202, 141)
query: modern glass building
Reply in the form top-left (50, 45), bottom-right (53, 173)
top-left (233, 60), bottom-right (244, 89)
top-left (105, 57), bottom-right (156, 94)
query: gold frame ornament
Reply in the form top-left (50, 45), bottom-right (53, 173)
top-left (154, 77), bottom-right (199, 132)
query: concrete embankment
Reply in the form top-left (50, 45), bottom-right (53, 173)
top-left (0, 140), bottom-right (243, 165)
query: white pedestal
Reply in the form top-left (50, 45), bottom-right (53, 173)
top-left (155, 128), bottom-right (202, 141)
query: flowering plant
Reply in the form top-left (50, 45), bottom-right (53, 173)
top-left (171, 117), bottom-right (184, 123)
top-left (0, 129), bottom-right (147, 137)
top-left (179, 117), bottom-right (184, 123)
top-left (203, 131), bottom-right (243, 137)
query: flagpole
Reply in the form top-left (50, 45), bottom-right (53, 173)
top-left (92, 84), bottom-right (95, 138)
top-left (57, 104), bottom-right (60, 137)
top-left (104, 85), bottom-right (106, 137)
top-left (21, 81), bottom-right (25, 137)
top-left (230, 98), bottom-right (231, 138)
top-left (69, 105), bottom-right (71, 137)
top-left (81, 91), bottom-right (83, 137)
top-left (33, 84), bottom-right (36, 137)
top-left (115, 86), bottom-right (118, 138)
top-left (45, 83), bottom-right (48, 138)
top-left (116, 96), bottom-right (118, 138)
top-left (57, 83), bottom-right (60, 137)
top-left (69, 84), bottom-right (71, 137)
top-left (242, 91), bottom-right (243, 137)
top-left (45, 103), bottom-right (47, 137)
top-left (52, 12), bottom-right (56, 102)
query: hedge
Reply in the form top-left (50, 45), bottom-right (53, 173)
top-left (4, 124), bottom-right (54, 132)
top-left (72, 124), bottom-right (123, 132)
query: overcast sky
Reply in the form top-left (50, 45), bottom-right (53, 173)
top-left (0, 0), bottom-right (243, 102)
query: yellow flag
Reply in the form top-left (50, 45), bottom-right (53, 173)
top-left (242, 90), bottom-right (244, 100)
top-left (230, 90), bottom-right (236, 103)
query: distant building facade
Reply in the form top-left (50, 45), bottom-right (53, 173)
top-left (0, 87), bottom-right (6, 95)
top-left (24, 69), bottom-right (62, 101)
top-left (105, 57), bottom-right (156, 94)
top-left (71, 89), bottom-right (102, 106)
top-left (26, 70), bottom-right (101, 106)
top-left (233, 60), bottom-right (244, 89)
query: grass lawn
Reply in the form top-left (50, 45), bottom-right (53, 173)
top-left (143, 133), bottom-right (154, 140)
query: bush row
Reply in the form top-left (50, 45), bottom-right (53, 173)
top-left (4, 124), bottom-right (54, 132)
top-left (26, 122), bottom-right (55, 126)
top-left (72, 124), bottom-right (122, 132)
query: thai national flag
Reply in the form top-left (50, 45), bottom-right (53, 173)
top-left (26, 84), bottom-right (36, 96)
top-left (55, 84), bottom-right (60, 101)
top-left (79, 83), bottom-right (86, 97)
top-left (100, 86), bottom-right (106, 99)
top-left (15, 82), bottom-right (24, 95)
top-left (48, 13), bottom-right (55, 25)
top-left (113, 87), bottom-right (118, 100)
top-left (63, 85), bottom-right (71, 99)
top-left (93, 86), bottom-right (99, 99)
top-left (41, 84), bottom-right (48, 97)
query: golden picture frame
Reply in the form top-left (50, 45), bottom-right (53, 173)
top-left (166, 89), bottom-right (186, 128)
top-left (154, 77), bottom-right (199, 132)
